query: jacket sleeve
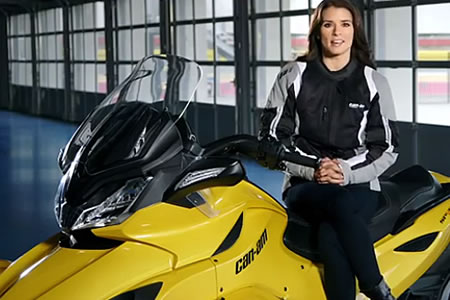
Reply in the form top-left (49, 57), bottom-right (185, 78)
top-left (339, 68), bottom-right (399, 185)
top-left (258, 62), bottom-right (315, 180)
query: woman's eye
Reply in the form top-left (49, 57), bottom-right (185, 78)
top-left (323, 23), bottom-right (332, 28)
top-left (342, 22), bottom-right (351, 27)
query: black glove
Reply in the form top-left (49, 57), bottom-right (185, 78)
top-left (257, 137), bottom-right (284, 170)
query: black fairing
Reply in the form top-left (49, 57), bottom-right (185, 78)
top-left (59, 102), bottom-right (187, 229)
top-left (59, 230), bottom-right (123, 250)
top-left (110, 282), bottom-right (163, 300)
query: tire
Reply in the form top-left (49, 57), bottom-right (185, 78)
top-left (438, 272), bottom-right (450, 300)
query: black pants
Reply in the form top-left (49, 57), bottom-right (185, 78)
top-left (285, 182), bottom-right (382, 300)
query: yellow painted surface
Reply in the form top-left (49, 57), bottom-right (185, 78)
top-left (129, 259), bottom-right (217, 300)
top-left (0, 178), bottom-right (448, 299)
top-left (431, 171), bottom-right (450, 184)
top-left (0, 233), bottom-right (60, 296)
top-left (374, 199), bottom-right (450, 297)
top-left (0, 260), bottom-right (11, 276)
top-left (1, 242), bottom-right (173, 300)
top-left (93, 181), bottom-right (284, 269)
top-left (213, 208), bottom-right (327, 300)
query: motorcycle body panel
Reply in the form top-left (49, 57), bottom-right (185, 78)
top-left (212, 205), bottom-right (326, 300)
top-left (1, 177), bottom-right (449, 299)
top-left (1, 241), bottom-right (173, 300)
top-left (0, 234), bottom-right (60, 296)
top-left (374, 198), bottom-right (450, 296)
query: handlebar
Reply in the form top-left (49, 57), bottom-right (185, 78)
top-left (202, 134), bottom-right (319, 169)
top-left (279, 150), bottom-right (318, 169)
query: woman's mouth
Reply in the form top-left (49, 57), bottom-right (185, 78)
top-left (331, 40), bottom-right (344, 47)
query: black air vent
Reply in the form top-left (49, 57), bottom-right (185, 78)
top-left (213, 213), bottom-right (243, 256)
top-left (394, 232), bottom-right (439, 252)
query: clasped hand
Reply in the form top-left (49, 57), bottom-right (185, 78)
top-left (314, 157), bottom-right (344, 185)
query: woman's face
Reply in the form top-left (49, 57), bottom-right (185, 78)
top-left (319, 6), bottom-right (354, 59)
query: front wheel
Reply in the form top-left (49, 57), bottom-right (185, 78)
top-left (438, 272), bottom-right (450, 300)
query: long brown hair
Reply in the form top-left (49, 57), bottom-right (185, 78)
top-left (297, 0), bottom-right (375, 69)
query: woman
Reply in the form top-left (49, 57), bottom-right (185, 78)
top-left (259, 1), bottom-right (399, 300)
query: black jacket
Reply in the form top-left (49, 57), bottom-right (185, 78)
top-left (259, 58), bottom-right (399, 191)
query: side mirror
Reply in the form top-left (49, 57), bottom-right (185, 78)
top-left (164, 158), bottom-right (245, 204)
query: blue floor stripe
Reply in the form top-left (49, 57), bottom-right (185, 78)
top-left (0, 111), bottom-right (284, 260)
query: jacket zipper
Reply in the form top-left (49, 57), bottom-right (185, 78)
top-left (322, 106), bottom-right (328, 121)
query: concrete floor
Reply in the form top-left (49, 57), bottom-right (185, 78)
top-left (0, 111), bottom-right (77, 260)
top-left (0, 110), bottom-right (284, 260)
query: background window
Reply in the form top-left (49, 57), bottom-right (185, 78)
top-left (256, 18), bottom-right (281, 61)
top-left (417, 68), bottom-right (450, 126)
top-left (215, 0), bottom-right (233, 18)
top-left (375, 7), bottom-right (412, 61)
top-left (195, 65), bottom-right (214, 104)
top-left (175, 0), bottom-right (193, 21)
top-left (256, 67), bottom-right (280, 108)
top-left (216, 22), bottom-right (234, 61)
top-left (417, 3), bottom-right (450, 61)
top-left (195, 23), bottom-right (214, 61)
top-left (282, 0), bottom-right (308, 11)
top-left (254, 0), bottom-right (279, 13)
top-left (195, 0), bottom-right (212, 19)
top-left (176, 25), bottom-right (194, 60)
top-left (283, 15), bottom-right (309, 60)
top-left (216, 66), bottom-right (235, 105)
top-left (378, 68), bottom-right (413, 122)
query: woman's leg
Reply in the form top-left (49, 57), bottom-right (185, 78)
top-left (285, 183), bottom-right (383, 297)
top-left (326, 185), bottom-right (382, 290)
top-left (318, 221), bottom-right (356, 300)
top-left (285, 183), bottom-right (359, 300)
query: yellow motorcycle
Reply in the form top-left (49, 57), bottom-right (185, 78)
top-left (0, 55), bottom-right (449, 300)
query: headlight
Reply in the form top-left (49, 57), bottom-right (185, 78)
top-left (71, 177), bottom-right (152, 231)
top-left (54, 159), bottom-right (77, 228)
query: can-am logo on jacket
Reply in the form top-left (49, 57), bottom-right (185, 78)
top-left (235, 229), bottom-right (268, 275)
top-left (348, 102), bottom-right (365, 109)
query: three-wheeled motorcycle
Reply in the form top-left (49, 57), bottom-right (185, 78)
top-left (0, 55), bottom-right (449, 300)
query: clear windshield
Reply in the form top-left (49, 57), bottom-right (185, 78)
top-left (54, 55), bottom-right (221, 231)
top-left (59, 55), bottom-right (202, 172)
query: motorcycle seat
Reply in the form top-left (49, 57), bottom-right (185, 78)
top-left (283, 165), bottom-right (447, 262)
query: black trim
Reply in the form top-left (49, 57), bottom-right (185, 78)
top-left (172, 16), bottom-right (234, 26)
top-left (234, 0), bottom-right (251, 135)
top-left (0, 13), bottom-right (9, 109)
top-left (110, 282), bottom-right (163, 300)
top-left (392, 183), bottom-right (450, 234)
top-left (213, 213), bottom-right (243, 256)
top-left (372, 0), bottom-right (411, 9)
top-left (394, 232), bottom-right (439, 252)
top-left (59, 229), bottom-right (123, 250)
top-left (168, 192), bottom-right (206, 209)
top-left (164, 158), bottom-right (246, 203)
top-left (30, 11), bottom-right (37, 114)
top-left (104, 0), bottom-right (114, 93)
top-left (160, 0), bottom-right (170, 54)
